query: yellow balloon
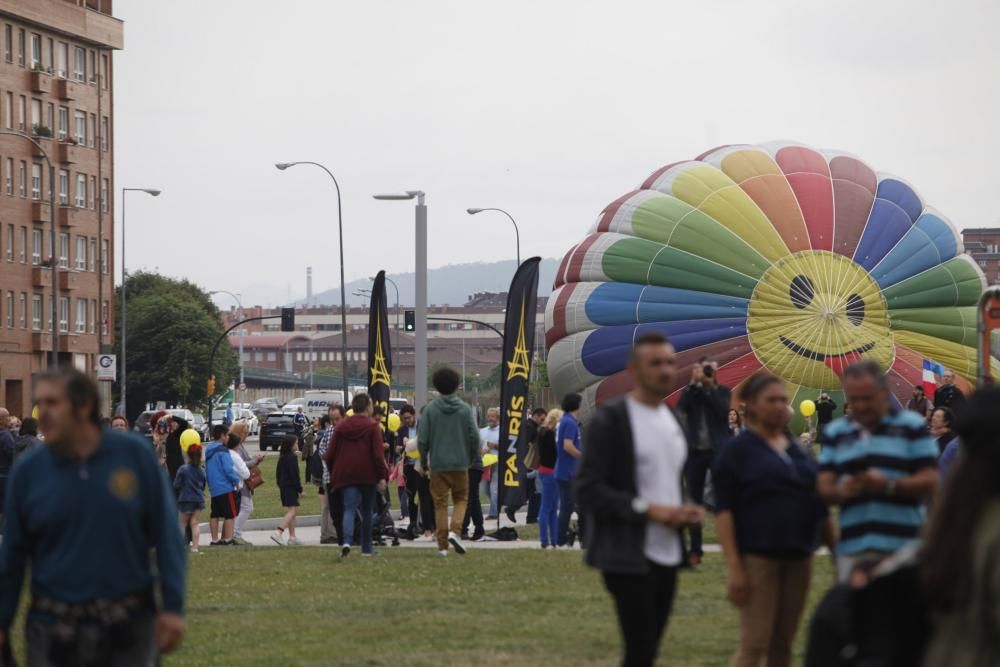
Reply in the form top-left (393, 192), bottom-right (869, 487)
top-left (31, 405), bottom-right (39, 419)
top-left (387, 413), bottom-right (401, 433)
top-left (482, 453), bottom-right (499, 468)
top-left (346, 409), bottom-right (354, 417)
top-left (179, 428), bottom-right (201, 453)
top-left (800, 400), bottom-right (816, 418)
top-left (406, 449), bottom-right (420, 460)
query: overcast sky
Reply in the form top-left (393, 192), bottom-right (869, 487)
top-left (113, 0), bottom-right (1000, 309)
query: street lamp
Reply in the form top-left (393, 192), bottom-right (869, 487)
top-left (275, 161), bottom-right (350, 405)
top-left (374, 191), bottom-right (427, 409)
top-left (209, 290), bottom-right (244, 400)
top-left (120, 187), bottom-right (160, 417)
top-left (467, 207), bottom-right (520, 266)
top-left (369, 275), bottom-right (400, 370)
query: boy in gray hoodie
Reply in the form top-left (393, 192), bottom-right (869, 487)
top-left (418, 366), bottom-right (481, 556)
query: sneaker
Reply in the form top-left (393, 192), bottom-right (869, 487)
top-left (218, 540), bottom-right (236, 546)
top-left (287, 537), bottom-right (301, 546)
top-left (190, 546), bottom-right (201, 554)
top-left (437, 549), bottom-right (448, 557)
top-left (341, 545), bottom-right (351, 559)
top-left (270, 530), bottom-right (287, 546)
top-left (209, 540), bottom-right (222, 546)
top-left (414, 534), bottom-right (434, 543)
top-left (448, 532), bottom-right (467, 555)
top-left (231, 536), bottom-right (250, 546)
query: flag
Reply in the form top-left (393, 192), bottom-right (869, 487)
top-left (922, 359), bottom-right (943, 398)
top-left (499, 257), bottom-right (541, 510)
top-left (367, 270), bottom-right (392, 434)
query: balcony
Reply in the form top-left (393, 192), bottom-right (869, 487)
top-left (31, 332), bottom-right (52, 351)
top-left (31, 134), bottom-right (53, 159)
top-left (56, 78), bottom-right (81, 101)
top-left (31, 266), bottom-right (52, 288)
top-left (58, 334), bottom-right (84, 353)
top-left (58, 270), bottom-right (79, 291)
top-left (30, 70), bottom-right (51, 94)
top-left (57, 141), bottom-right (84, 164)
top-left (58, 205), bottom-right (80, 227)
top-left (32, 201), bottom-right (51, 224)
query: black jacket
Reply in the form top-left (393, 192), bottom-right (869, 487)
top-left (676, 383), bottom-right (732, 450)
top-left (164, 416), bottom-right (189, 482)
top-left (575, 398), bottom-right (689, 574)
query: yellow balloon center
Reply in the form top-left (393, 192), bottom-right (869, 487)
top-left (747, 250), bottom-right (894, 389)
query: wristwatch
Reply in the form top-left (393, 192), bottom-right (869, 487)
top-left (631, 496), bottom-right (650, 516)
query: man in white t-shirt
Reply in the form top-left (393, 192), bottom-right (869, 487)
top-left (576, 331), bottom-right (704, 667)
top-left (479, 407), bottom-right (500, 519)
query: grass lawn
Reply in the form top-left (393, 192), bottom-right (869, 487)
top-left (10, 549), bottom-right (834, 666)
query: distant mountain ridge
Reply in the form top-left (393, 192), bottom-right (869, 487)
top-left (239, 258), bottom-right (560, 308)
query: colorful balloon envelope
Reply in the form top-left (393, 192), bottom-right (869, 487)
top-left (546, 141), bottom-right (1000, 419)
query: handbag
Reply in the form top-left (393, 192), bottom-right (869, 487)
top-left (246, 465), bottom-right (265, 491)
top-left (524, 439), bottom-right (541, 471)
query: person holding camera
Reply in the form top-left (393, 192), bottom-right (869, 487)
top-left (677, 355), bottom-right (732, 566)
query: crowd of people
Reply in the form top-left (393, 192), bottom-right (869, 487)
top-left (0, 341), bottom-right (998, 665)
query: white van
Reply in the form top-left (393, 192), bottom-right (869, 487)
top-left (284, 390), bottom-right (352, 421)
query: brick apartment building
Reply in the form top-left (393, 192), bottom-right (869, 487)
top-left (0, 0), bottom-right (121, 418)
top-left (963, 227), bottom-right (1000, 285)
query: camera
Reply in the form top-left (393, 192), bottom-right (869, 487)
top-left (702, 364), bottom-right (714, 378)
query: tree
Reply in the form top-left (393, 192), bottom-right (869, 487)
top-left (115, 272), bottom-right (238, 421)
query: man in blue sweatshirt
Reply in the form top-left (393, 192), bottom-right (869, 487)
top-left (0, 367), bottom-right (186, 665)
top-left (205, 423), bottom-right (240, 546)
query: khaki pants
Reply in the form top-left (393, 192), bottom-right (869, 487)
top-left (733, 555), bottom-right (812, 667)
top-left (429, 470), bottom-right (469, 551)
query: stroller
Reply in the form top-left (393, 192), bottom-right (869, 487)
top-left (372, 487), bottom-right (400, 547)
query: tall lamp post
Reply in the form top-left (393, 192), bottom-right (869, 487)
top-left (209, 290), bottom-right (244, 400)
top-left (275, 161), bottom-right (349, 404)
top-left (374, 191), bottom-right (427, 409)
top-left (119, 187), bottom-right (161, 416)
top-left (467, 207), bottom-right (520, 266)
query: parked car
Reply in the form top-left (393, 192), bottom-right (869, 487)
top-left (250, 397), bottom-right (282, 420)
top-left (237, 408), bottom-right (259, 435)
top-left (191, 414), bottom-right (209, 441)
top-left (134, 410), bottom-right (157, 436)
top-left (259, 412), bottom-right (299, 451)
top-left (389, 397), bottom-right (409, 413)
top-left (283, 390), bottom-right (351, 421)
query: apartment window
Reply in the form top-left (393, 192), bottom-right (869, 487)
top-left (58, 232), bottom-right (68, 268)
top-left (89, 50), bottom-right (96, 83)
top-left (75, 299), bottom-right (86, 333)
top-left (46, 103), bottom-right (53, 133)
top-left (74, 110), bottom-right (86, 144)
top-left (5, 158), bottom-right (11, 195)
top-left (295, 351), bottom-right (303, 362)
top-left (30, 100), bottom-right (41, 131)
top-left (89, 176), bottom-right (96, 209)
top-left (57, 42), bottom-right (67, 78)
top-left (19, 226), bottom-right (26, 262)
top-left (19, 293), bottom-right (26, 328)
top-left (3, 25), bottom-right (10, 63)
top-left (101, 178), bottom-right (108, 212)
top-left (31, 294), bottom-right (41, 330)
top-left (89, 113), bottom-right (96, 147)
top-left (254, 351), bottom-right (263, 362)
top-left (31, 228), bottom-right (41, 265)
top-left (75, 236), bottom-right (86, 270)
top-left (58, 107), bottom-right (68, 139)
top-left (102, 239), bottom-right (108, 275)
top-left (47, 38), bottom-right (53, 72)
top-left (59, 297), bottom-right (68, 332)
top-left (30, 163), bottom-right (41, 200)
top-left (17, 96), bottom-right (25, 131)
top-left (4, 93), bottom-right (11, 131)
top-left (29, 33), bottom-right (40, 69)
top-left (17, 29), bottom-right (24, 67)
top-left (18, 161), bottom-right (26, 197)
top-left (5, 292), bottom-right (12, 328)
top-left (101, 301), bottom-right (108, 335)
top-left (980, 260), bottom-right (987, 268)
top-left (100, 116), bottom-right (108, 151)
top-left (101, 54), bottom-right (109, 89)
top-left (266, 352), bottom-right (277, 362)
top-left (58, 169), bottom-right (68, 204)
top-left (73, 47), bottom-right (85, 81)
top-left (75, 173), bottom-right (86, 207)
top-left (88, 238), bottom-right (96, 272)
top-left (89, 298), bottom-right (96, 333)
top-left (4, 225), bottom-right (10, 261)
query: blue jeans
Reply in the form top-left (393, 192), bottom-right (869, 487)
top-left (341, 485), bottom-right (375, 554)
top-left (538, 472), bottom-right (559, 547)
top-left (557, 478), bottom-right (577, 546)
top-left (482, 464), bottom-right (499, 516)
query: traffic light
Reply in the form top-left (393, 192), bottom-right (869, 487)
top-left (207, 375), bottom-right (216, 396)
top-left (404, 310), bottom-right (415, 332)
top-left (281, 307), bottom-right (295, 332)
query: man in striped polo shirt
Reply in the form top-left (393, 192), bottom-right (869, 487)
top-left (817, 361), bottom-right (939, 581)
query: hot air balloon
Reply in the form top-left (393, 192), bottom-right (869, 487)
top-left (546, 141), bottom-right (1000, 422)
